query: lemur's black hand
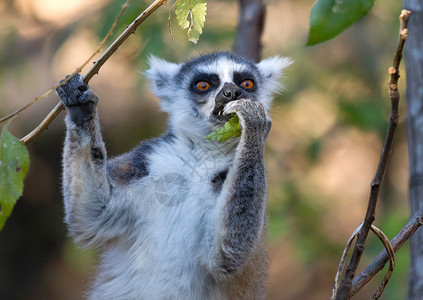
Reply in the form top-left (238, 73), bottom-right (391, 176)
top-left (56, 74), bottom-right (99, 126)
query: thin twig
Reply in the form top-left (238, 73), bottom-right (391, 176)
top-left (351, 206), bottom-right (423, 296)
top-left (369, 225), bottom-right (395, 300)
top-left (331, 224), bottom-right (396, 300)
top-left (335, 9), bottom-right (411, 299)
top-left (0, 0), bottom-right (131, 125)
top-left (0, 89), bottom-right (53, 124)
top-left (168, 0), bottom-right (180, 40)
top-left (19, 0), bottom-right (167, 144)
top-left (331, 224), bottom-right (363, 300)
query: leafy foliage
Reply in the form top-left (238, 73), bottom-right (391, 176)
top-left (0, 125), bottom-right (30, 230)
top-left (175, 0), bottom-right (207, 44)
top-left (307, 0), bottom-right (375, 46)
top-left (205, 115), bottom-right (241, 142)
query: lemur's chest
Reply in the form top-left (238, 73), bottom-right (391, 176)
top-left (128, 155), bottom-right (229, 270)
top-left (146, 141), bottom-right (235, 202)
top-left (146, 161), bottom-right (230, 209)
top-left (135, 147), bottom-right (233, 236)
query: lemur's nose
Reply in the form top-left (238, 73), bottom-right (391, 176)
top-left (213, 83), bottom-right (246, 116)
top-left (221, 83), bottom-right (244, 101)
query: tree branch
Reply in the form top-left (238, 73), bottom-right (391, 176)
top-left (331, 224), bottom-right (396, 300)
top-left (233, 0), bottom-right (265, 62)
top-left (404, 1), bottom-right (423, 298)
top-left (19, 0), bottom-right (167, 144)
top-left (370, 224), bottom-right (396, 299)
top-left (0, 0), bottom-right (132, 126)
top-left (351, 206), bottom-right (423, 296)
top-left (335, 9), bottom-right (411, 299)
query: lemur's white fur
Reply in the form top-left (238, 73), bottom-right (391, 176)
top-left (57, 52), bottom-right (291, 299)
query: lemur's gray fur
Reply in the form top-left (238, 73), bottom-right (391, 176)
top-left (57, 52), bottom-right (291, 299)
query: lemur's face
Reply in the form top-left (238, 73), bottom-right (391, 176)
top-left (177, 54), bottom-right (262, 125)
top-left (146, 52), bottom-right (292, 133)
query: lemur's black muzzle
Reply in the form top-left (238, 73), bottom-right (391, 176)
top-left (213, 83), bottom-right (245, 116)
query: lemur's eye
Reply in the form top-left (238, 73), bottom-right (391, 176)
top-left (240, 79), bottom-right (254, 89)
top-left (195, 81), bottom-right (211, 92)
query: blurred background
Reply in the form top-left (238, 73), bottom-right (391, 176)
top-left (0, 0), bottom-right (409, 299)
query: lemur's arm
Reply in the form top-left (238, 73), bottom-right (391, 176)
top-left (57, 75), bottom-right (137, 247)
top-left (213, 98), bottom-right (270, 275)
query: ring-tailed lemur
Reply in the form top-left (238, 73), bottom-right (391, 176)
top-left (56, 52), bottom-right (292, 299)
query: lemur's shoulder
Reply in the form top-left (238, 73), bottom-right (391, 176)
top-left (107, 131), bottom-right (176, 185)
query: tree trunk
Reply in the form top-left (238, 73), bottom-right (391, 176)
top-left (233, 0), bottom-right (265, 62)
top-left (404, 1), bottom-right (423, 298)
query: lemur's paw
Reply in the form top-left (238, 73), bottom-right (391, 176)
top-left (56, 74), bottom-right (99, 125)
top-left (223, 99), bottom-right (268, 134)
top-left (56, 74), bottom-right (98, 107)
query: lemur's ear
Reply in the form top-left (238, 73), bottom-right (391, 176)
top-left (256, 56), bottom-right (293, 108)
top-left (146, 56), bottom-right (180, 104)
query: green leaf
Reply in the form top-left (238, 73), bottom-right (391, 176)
top-left (175, 0), bottom-right (190, 29)
top-left (175, 0), bottom-right (207, 44)
top-left (205, 115), bottom-right (241, 142)
top-left (306, 0), bottom-right (375, 46)
top-left (0, 125), bottom-right (30, 230)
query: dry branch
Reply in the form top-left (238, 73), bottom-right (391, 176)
top-left (370, 225), bottom-right (395, 299)
top-left (233, 0), bottom-right (265, 62)
top-left (335, 9), bottom-right (411, 299)
top-left (351, 207), bottom-right (423, 296)
top-left (331, 224), bottom-right (396, 300)
top-left (19, 0), bottom-right (167, 144)
top-left (0, 0), bottom-right (131, 126)
top-left (331, 225), bottom-right (363, 300)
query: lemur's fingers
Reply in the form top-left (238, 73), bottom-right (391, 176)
top-left (56, 74), bottom-right (92, 107)
top-left (223, 99), bottom-right (268, 132)
top-left (57, 74), bottom-right (99, 125)
top-left (80, 90), bottom-right (99, 105)
top-left (222, 99), bottom-right (243, 116)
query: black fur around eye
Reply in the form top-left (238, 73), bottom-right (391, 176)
top-left (190, 73), bottom-right (220, 94)
top-left (233, 72), bottom-right (257, 92)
